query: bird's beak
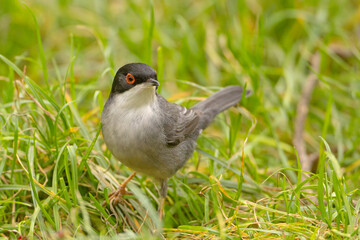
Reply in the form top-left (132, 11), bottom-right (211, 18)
top-left (146, 78), bottom-right (160, 87)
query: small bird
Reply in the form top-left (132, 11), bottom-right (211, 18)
top-left (101, 63), bottom-right (246, 216)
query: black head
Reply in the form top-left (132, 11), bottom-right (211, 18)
top-left (111, 63), bottom-right (159, 94)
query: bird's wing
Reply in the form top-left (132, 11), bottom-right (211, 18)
top-left (157, 94), bottom-right (200, 146)
top-left (166, 105), bottom-right (200, 146)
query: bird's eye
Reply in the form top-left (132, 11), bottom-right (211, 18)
top-left (126, 73), bottom-right (135, 84)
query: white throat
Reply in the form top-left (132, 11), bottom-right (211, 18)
top-left (112, 84), bottom-right (157, 109)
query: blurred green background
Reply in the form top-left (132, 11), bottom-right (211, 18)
top-left (1, 0), bottom-right (360, 239)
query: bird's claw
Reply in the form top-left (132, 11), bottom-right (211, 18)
top-left (104, 172), bottom-right (137, 206)
top-left (106, 185), bottom-right (132, 205)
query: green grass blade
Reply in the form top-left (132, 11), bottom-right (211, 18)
top-left (24, 4), bottom-right (49, 89)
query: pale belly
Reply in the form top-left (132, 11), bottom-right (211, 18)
top-left (102, 105), bottom-right (168, 177)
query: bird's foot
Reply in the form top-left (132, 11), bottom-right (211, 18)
top-left (104, 172), bottom-right (136, 206)
top-left (107, 185), bottom-right (133, 205)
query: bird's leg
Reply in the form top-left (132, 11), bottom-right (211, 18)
top-left (159, 179), bottom-right (168, 220)
top-left (108, 172), bottom-right (136, 205)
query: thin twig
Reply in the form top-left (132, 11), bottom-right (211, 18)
top-left (293, 52), bottom-right (320, 175)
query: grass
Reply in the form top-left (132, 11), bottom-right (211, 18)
top-left (1, 0), bottom-right (360, 239)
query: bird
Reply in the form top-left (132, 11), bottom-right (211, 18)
top-left (101, 62), bottom-right (247, 217)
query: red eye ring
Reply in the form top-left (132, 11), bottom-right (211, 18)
top-left (126, 73), bottom-right (135, 84)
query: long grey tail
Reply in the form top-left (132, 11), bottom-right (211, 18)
top-left (191, 86), bottom-right (245, 130)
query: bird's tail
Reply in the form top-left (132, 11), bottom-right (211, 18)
top-left (191, 86), bottom-right (247, 130)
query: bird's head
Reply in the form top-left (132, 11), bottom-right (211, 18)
top-left (111, 63), bottom-right (159, 94)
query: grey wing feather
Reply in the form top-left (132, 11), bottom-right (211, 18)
top-left (166, 105), bottom-right (200, 146)
top-left (157, 94), bottom-right (200, 146)
top-left (158, 86), bottom-right (246, 146)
